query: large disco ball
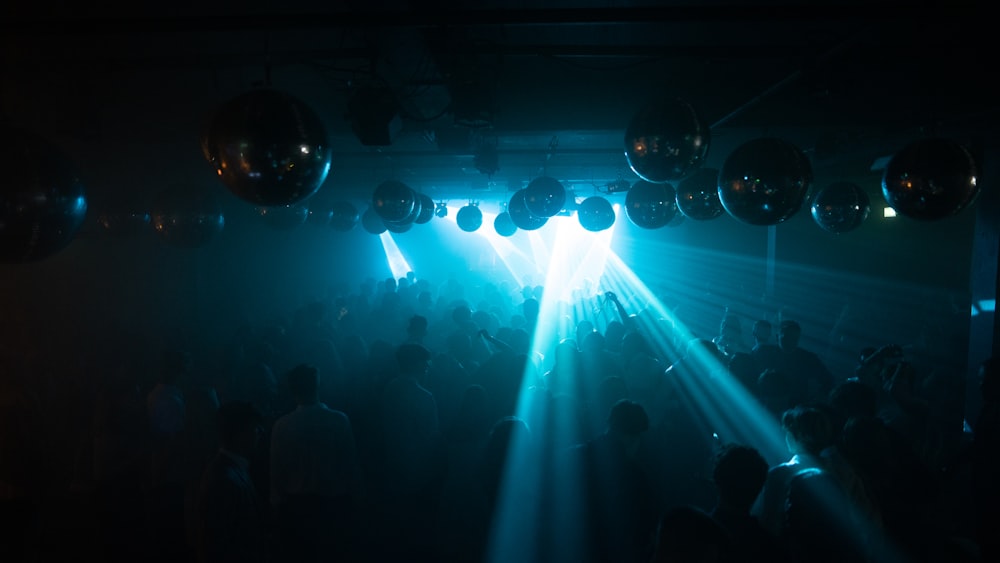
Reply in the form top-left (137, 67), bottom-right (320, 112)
top-left (414, 192), bottom-right (434, 224)
top-left (456, 204), bottom-right (483, 232)
top-left (718, 138), bottom-right (813, 226)
top-left (150, 186), bottom-right (225, 248)
top-left (494, 211), bottom-right (518, 237)
top-left (258, 204), bottom-right (309, 230)
top-left (0, 127), bottom-right (88, 263)
top-left (508, 189), bottom-right (548, 231)
top-left (881, 138), bottom-right (979, 221)
top-left (202, 88), bottom-right (332, 206)
top-left (329, 200), bottom-right (359, 232)
top-left (578, 196), bottom-right (615, 232)
top-left (625, 180), bottom-right (678, 229)
top-left (676, 168), bottom-right (724, 220)
top-left (811, 181), bottom-right (870, 234)
top-left (524, 176), bottom-right (566, 218)
top-left (624, 98), bottom-right (711, 183)
top-left (361, 206), bottom-right (387, 235)
top-left (372, 180), bottom-right (415, 223)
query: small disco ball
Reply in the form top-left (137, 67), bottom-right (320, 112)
top-left (456, 204), bottom-right (484, 232)
top-left (810, 181), bottom-right (870, 234)
top-left (577, 196), bottom-right (615, 232)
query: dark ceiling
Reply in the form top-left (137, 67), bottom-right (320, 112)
top-left (0, 1), bottom-right (990, 212)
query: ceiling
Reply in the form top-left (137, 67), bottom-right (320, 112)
top-left (0, 1), bottom-right (991, 213)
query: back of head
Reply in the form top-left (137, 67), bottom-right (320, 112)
top-left (777, 320), bottom-right (801, 350)
top-left (607, 399), bottom-right (650, 436)
top-left (712, 444), bottom-right (769, 510)
top-left (216, 400), bottom-right (263, 446)
top-left (781, 405), bottom-right (834, 455)
top-left (396, 342), bottom-right (432, 374)
top-left (286, 363), bottom-right (319, 404)
top-left (752, 319), bottom-right (772, 344)
top-left (828, 380), bottom-right (878, 420)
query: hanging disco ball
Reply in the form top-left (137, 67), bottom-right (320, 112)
top-left (625, 180), bottom-right (678, 229)
top-left (811, 181), bottom-right (871, 234)
top-left (508, 188), bottom-right (548, 231)
top-left (676, 167), bottom-right (724, 220)
top-left (718, 138), bottom-right (813, 226)
top-left (881, 138), bottom-right (979, 221)
top-left (329, 200), bottom-right (359, 232)
top-left (0, 126), bottom-right (88, 263)
top-left (202, 88), bottom-right (332, 207)
top-left (494, 211), bottom-right (518, 237)
top-left (414, 192), bottom-right (434, 224)
top-left (577, 196), bottom-right (615, 232)
top-left (372, 180), bottom-right (416, 223)
top-left (150, 186), bottom-right (225, 248)
top-left (456, 204), bottom-right (484, 232)
top-left (361, 206), bottom-right (387, 235)
top-left (524, 176), bottom-right (567, 218)
top-left (624, 98), bottom-right (711, 183)
top-left (258, 204), bottom-right (309, 230)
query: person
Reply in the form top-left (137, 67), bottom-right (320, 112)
top-left (973, 357), bottom-right (1000, 562)
top-left (269, 363), bottom-right (365, 563)
top-left (561, 399), bottom-right (659, 563)
top-left (752, 405), bottom-right (835, 537)
top-left (713, 314), bottom-right (750, 359)
top-left (192, 400), bottom-right (268, 563)
top-left (757, 320), bottom-right (836, 407)
top-left (709, 444), bottom-right (788, 562)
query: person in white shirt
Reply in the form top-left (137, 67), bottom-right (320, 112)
top-left (269, 363), bottom-right (364, 563)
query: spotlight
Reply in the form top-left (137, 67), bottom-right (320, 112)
top-left (435, 201), bottom-right (449, 218)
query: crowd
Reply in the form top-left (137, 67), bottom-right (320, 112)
top-left (1, 268), bottom-right (998, 563)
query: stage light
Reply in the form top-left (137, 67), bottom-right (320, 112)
top-left (435, 201), bottom-right (449, 218)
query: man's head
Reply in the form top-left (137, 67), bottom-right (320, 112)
top-left (777, 320), bottom-right (801, 351)
top-left (286, 363), bottom-right (320, 405)
top-left (752, 320), bottom-right (772, 345)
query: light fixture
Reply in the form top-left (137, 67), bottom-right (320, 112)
top-left (435, 201), bottom-right (449, 218)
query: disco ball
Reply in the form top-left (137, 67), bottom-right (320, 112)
top-left (624, 98), bottom-right (711, 183)
top-left (524, 176), bottom-right (566, 218)
top-left (329, 200), bottom-right (359, 232)
top-left (150, 186), bottom-right (225, 248)
top-left (881, 138), bottom-right (979, 220)
top-left (372, 180), bottom-right (415, 223)
top-left (202, 88), bottom-right (332, 206)
top-left (577, 196), bottom-right (615, 232)
top-left (508, 189), bottom-right (548, 231)
top-left (625, 180), bottom-right (678, 229)
top-left (414, 192), bottom-right (434, 224)
top-left (811, 181), bottom-right (870, 234)
top-left (0, 126), bottom-right (88, 263)
top-left (361, 206), bottom-right (387, 235)
top-left (456, 204), bottom-right (484, 232)
top-left (718, 138), bottom-right (812, 226)
top-left (676, 168), bottom-right (724, 220)
top-left (494, 211), bottom-right (518, 237)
